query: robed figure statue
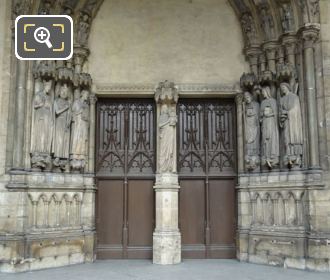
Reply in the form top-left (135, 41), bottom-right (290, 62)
top-left (70, 89), bottom-right (89, 171)
top-left (53, 83), bottom-right (71, 171)
top-left (244, 91), bottom-right (260, 171)
top-left (260, 86), bottom-right (279, 169)
top-left (159, 104), bottom-right (177, 173)
top-left (279, 82), bottom-right (303, 168)
top-left (30, 80), bottom-right (53, 169)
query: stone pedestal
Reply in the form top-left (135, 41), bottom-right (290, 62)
top-left (153, 173), bottom-right (181, 265)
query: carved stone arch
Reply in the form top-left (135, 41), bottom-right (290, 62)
top-left (51, 193), bottom-right (60, 203)
top-left (38, 193), bottom-right (48, 203)
top-left (274, 191), bottom-right (283, 200)
top-left (72, 193), bottom-right (82, 202)
top-left (261, 191), bottom-right (270, 200)
top-left (61, 193), bottom-right (70, 203)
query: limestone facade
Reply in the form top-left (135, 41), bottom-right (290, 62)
top-left (0, 0), bottom-right (329, 273)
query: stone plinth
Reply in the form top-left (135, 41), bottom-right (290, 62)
top-left (153, 173), bottom-right (181, 265)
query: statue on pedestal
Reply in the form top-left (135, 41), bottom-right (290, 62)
top-left (243, 91), bottom-right (260, 171)
top-left (279, 82), bottom-right (303, 169)
top-left (30, 80), bottom-right (53, 170)
top-left (70, 89), bottom-right (89, 172)
top-left (154, 81), bottom-right (179, 175)
top-left (260, 86), bottom-right (279, 169)
top-left (53, 83), bottom-right (71, 171)
top-left (159, 104), bottom-right (177, 173)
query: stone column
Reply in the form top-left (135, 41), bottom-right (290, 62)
top-left (12, 60), bottom-right (27, 170)
top-left (235, 93), bottom-right (244, 174)
top-left (302, 26), bottom-right (320, 169)
top-left (88, 92), bottom-right (97, 173)
top-left (153, 81), bottom-right (181, 265)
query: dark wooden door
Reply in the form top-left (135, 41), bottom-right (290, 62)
top-left (177, 99), bottom-right (236, 258)
top-left (96, 99), bottom-right (155, 259)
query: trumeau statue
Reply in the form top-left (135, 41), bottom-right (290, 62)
top-left (53, 83), bottom-right (71, 171)
top-left (159, 104), bottom-right (177, 173)
top-left (279, 83), bottom-right (303, 169)
top-left (70, 89), bottom-right (89, 171)
top-left (244, 91), bottom-right (260, 172)
top-left (155, 81), bottom-right (179, 174)
top-left (30, 80), bottom-right (53, 170)
top-left (260, 86), bottom-right (279, 169)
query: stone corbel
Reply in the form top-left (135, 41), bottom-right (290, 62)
top-left (282, 34), bottom-right (297, 65)
top-left (263, 41), bottom-right (279, 74)
top-left (245, 47), bottom-right (262, 77)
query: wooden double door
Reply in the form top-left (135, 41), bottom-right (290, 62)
top-left (96, 98), bottom-right (236, 259)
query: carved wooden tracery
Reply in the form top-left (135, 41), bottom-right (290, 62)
top-left (177, 99), bottom-right (236, 176)
top-left (96, 99), bottom-right (155, 176)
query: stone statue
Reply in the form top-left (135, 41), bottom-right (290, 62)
top-left (279, 83), bottom-right (303, 169)
top-left (281, 3), bottom-right (294, 33)
top-left (154, 80), bottom-right (179, 175)
top-left (30, 80), bottom-right (53, 170)
top-left (76, 12), bottom-right (90, 46)
top-left (243, 91), bottom-right (260, 171)
top-left (260, 7), bottom-right (275, 41)
top-left (53, 83), bottom-right (71, 171)
top-left (70, 89), bottom-right (89, 171)
top-left (241, 13), bottom-right (258, 46)
top-left (260, 86), bottom-right (279, 169)
top-left (159, 104), bottom-right (177, 173)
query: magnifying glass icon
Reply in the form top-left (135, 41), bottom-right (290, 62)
top-left (34, 27), bottom-right (53, 49)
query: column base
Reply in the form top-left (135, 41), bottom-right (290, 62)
top-left (153, 231), bottom-right (181, 265)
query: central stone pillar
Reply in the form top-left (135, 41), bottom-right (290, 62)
top-left (153, 81), bottom-right (181, 265)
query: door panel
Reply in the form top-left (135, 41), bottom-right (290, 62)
top-left (97, 179), bottom-right (124, 259)
top-left (128, 180), bottom-right (154, 258)
top-left (209, 179), bottom-right (236, 258)
top-left (178, 99), bottom-right (236, 259)
top-left (180, 180), bottom-right (205, 245)
top-left (96, 99), bottom-right (155, 259)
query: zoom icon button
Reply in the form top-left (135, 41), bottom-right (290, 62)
top-left (15, 15), bottom-right (73, 60)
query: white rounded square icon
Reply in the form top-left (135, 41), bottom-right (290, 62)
top-left (15, 15), bottom-right (73, 60)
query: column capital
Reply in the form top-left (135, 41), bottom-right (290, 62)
top-left (301, 24), bottom-right (320, 49)
top-left (235, 92), bottom-right (244, 105)
top-left (89, 93), bottom-right (97, 105)
top-left (263, 41), bottom-right (279, 60)
top-left (245, 46), bottom-right (262, 61)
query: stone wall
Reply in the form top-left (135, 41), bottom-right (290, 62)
top-left (88, 0), bottom-right (248, 85)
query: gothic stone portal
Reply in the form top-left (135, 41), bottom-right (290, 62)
top-left (95, 97), bottom-right (237, 259)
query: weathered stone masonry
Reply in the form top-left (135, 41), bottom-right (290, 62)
top-left (0, 0), bottom-right (329, 273)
